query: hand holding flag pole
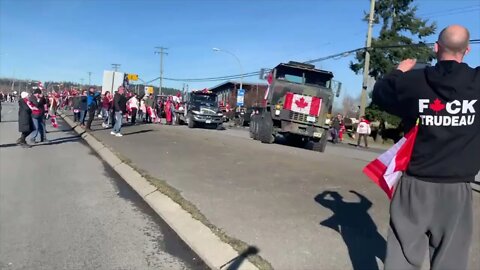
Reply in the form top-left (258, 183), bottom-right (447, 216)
top-left (363, 119), bottom-right (420, 199)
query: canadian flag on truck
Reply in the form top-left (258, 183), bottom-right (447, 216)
top-left (284, 92), bottom-right (322, 116)
top-left (362, 121), bottom-right (419, 199)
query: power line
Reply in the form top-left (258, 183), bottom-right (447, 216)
top-left (154, 46), bottom-right (168, 95)
top-left (424, 7), bottom-right (480, 19)
top-left (418, 5), bottom-right (480, 17)
top-left (143, 39), bottom-right (480, 84)
top-left (111, 64), bottom-right (121, 71)
top-left (87, 71), bottom-right (92, 85)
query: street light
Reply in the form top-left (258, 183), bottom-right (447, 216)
top-left (212, 47), bottom-right (243, 91)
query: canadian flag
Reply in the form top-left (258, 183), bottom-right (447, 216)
top-left (362, 121), bottom-right (419, 199)
top-left (284, 92), bottom-right (322, 116)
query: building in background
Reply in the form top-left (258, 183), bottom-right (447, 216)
top-left (209, 80), bottom-right (267, 109)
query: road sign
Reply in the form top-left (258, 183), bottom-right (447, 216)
top-left (127, 74), bottom-right (139, 81)
top-left (146, 86), bottom-right (154, 94)
top-left (102, 70), bottom-right (125, 94)
top-left (236, 88), bottom-right (245, 106)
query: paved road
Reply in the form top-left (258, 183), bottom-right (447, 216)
top-left (86, 115), bottom-right (479, 270)
top-left (0, 103), bottom-right (207, 270)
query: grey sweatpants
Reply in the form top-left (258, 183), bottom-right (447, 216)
top-left (385, 175), bottom-right (473, 270)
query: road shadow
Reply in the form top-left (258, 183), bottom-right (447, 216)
top-left (219, 246), bottom-right (259, 270)
top-left (0, 143), bottom-right (18, 148)
top-left (46, 128), bottom-right (74, 133)
top-left (0, 135), bottom-right (81, 148)
top-left (33, 135), bottom-right (81, 147)
top-left (315, 190), bottom-right (386, 270)
top-left (122, 129), bottom-right (154, 136)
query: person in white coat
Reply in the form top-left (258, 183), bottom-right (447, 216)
top-left (356, 116), bottom-right (371, 148)
top-left (127, 93), bottom-right (139, 124)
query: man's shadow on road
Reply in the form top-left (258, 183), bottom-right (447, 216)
top-left (315, 190), bottom-right (386, 270)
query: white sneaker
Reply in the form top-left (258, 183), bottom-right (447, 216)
top-left (115, 133), bottom-right (123, 137)
top-left (110, 131), bottom-right (116, 135)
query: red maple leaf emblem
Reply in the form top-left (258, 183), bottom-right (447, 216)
top-left (295, 97), bottom-right (309, 109)
top-left (429, 98), bottom-right (445, 113)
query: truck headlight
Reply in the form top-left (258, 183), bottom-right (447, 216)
top-left (192, 110), bottom-right (200, 114)
top-left (275, 110), bottom-right (281, 116)
top-left (217, 113), bottom-right (223, 116)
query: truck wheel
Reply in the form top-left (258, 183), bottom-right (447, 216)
top-left (312, 129), bottom-right (328, 152)
top-left (187, 114), bottom-right (196, 128)
top-left (258, 114), bottom-right (274, 144)
top-left (249, 116), bottom-right (256, 139)
top-left (238, 117), bottom-right (245, 127)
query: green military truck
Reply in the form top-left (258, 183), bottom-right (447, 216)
top-left (249, 61), bottom-right (340, 152)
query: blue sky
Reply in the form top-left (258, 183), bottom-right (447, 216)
top-left (1, 0), bottom-right (479, 104)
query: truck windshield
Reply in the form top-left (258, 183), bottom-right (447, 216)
top-left (192, 94), bottom-right (217, 106)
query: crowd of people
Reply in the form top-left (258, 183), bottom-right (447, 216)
top-left (16, 89), bottom-right (60, 147)
top-left (0, 92), bottom-right (18, 103)
top-left (329, 113), bottom-right (371, 148)
top-left (15, 85), bottom-right (183, 145)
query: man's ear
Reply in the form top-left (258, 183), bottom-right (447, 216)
top-left (465, 45), bottom-right (471, 56)
top-left (434, 42), bottom-right (439, 54)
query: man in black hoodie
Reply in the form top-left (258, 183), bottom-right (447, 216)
top-left (373, 25), bottom-right (479, 270)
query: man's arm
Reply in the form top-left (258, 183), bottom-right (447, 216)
top-left (372, 70), bottom-right (404, 117)
top-left (372, 59), bottom-right (417, 118)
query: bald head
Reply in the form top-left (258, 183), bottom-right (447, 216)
top-left (436, 25), bottom-right (470, 60)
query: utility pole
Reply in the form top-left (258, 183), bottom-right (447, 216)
top-left (87, 71), bottom-right (92, 85)
top-left (80, 78), bottom-right (84, 86)
top-left (359, 0), bottom-right (376, 118)
top-left (154, 46), bottom-right (168, 95)
top-left (111, 64), bottom-right (121, 72)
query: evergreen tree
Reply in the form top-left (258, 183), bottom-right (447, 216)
top-left (351, 0), bottom-right (436, 127)
top-left (351, 0), bottom-right (437, 79)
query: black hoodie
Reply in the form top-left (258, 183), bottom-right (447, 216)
top-left (373, 61), bottom-right (480, 183)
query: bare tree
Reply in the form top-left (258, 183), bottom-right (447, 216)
top-left (341, 95), bottom-right (360, 118)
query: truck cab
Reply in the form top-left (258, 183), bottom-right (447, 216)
top-left (176, 90), bottom-right (224, 128)
top-left (250, 61), bottom-right (340, 152)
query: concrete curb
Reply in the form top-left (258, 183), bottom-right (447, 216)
top-left (59, 113), bottom-right (258, 270)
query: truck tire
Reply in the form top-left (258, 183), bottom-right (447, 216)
top-left (258, 113), bottom-right (274, 144)
top-left (175, 114), bottom-right (181, 125)
top-left (249, 116), bottom-right (257, 139)
top-left (187, 114), bottom-right (196, 128)
top-left (312, 129), bottom-right (328, 152)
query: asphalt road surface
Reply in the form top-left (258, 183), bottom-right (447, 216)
top-left (87, 115), bottom-right (479, 270)
top-left (0, 103), bottom-right (207, 270)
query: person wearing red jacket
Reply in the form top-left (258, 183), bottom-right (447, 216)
top-left (101, 91), bottom-right (112, 128)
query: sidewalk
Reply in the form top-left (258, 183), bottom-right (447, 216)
top-left (0, 107), bottom-right (206, 270)
top-left (70, 115), bottom-right (480, 270)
